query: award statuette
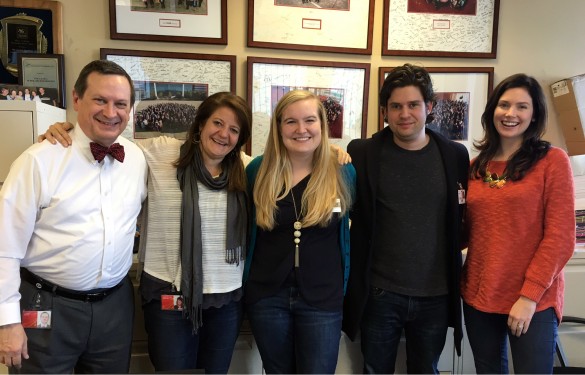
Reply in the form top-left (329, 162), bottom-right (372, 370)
top-left (0, 13), bottom-right (48, 77)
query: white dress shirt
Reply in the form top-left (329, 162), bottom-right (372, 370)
top-left (0, 125), bottom-right (147, 326)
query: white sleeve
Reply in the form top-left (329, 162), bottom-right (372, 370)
top-left (0, 152), bottom-right (43, 325)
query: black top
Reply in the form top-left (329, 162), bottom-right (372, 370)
top-left (245, 175), bottom-right (342, 310)
top-left (371, 135), bottom-right (448, 297)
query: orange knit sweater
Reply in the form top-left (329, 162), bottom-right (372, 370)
top-left (461, 147), bottom-right (575, 320)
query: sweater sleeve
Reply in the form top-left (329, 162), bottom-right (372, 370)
top-left (520, 148), bottom-right (575, 302)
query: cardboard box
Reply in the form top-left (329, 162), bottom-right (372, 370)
top-left (551, 74), bottom-right (585, 155)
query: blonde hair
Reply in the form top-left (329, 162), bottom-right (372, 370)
top-left (253, 90), bottom-right (352, 230)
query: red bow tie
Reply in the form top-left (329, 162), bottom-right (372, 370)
top-left (90, 142), bottom-right (125, 163)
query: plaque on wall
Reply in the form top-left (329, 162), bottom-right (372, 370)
top-left (0, 13), bottom-right (48, 77)
top-left (0, 0), bottom-right (63, 84)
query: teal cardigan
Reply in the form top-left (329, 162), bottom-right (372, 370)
top-left (243, 155), bottom-right (356, 294)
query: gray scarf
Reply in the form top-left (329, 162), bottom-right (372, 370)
top-left (177, 143), bottom-right (247, 333)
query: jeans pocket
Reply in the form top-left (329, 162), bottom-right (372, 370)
top-left (370, 287), bottom-right (386, 298)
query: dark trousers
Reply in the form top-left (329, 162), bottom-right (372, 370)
top-left (360, 288), bottom-right (449, 374)
top-left (143, 298), bottom-right (243, 373)
top-left (463, 302), bottom-right (558, 374)
top-left (12, 276), bottom-right (134, 374)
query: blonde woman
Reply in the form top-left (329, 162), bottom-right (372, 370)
top-left (244, 90), bottom-right (355, 373)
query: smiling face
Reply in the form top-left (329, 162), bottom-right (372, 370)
top-left (199, 106), bottom-right (241, 166)
top-left (73, 72), bottom-right (132, 147)
top-left (493, 87), bottom-right (534, 144)
top-left (279, 98), bottom-right (322, 159)
top-left (383, 85), bottom-right (432, 150)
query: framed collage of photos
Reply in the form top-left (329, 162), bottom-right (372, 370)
top-left (248, 0), bottom-right (374, 55)
top-left (248, 56), bottom-right (370, 156)
top-left (379, 66), bottom-right (494, 157)
top-left (382, 0), bottom-right (500, 58)
top-left (100, 48), bottom-right (235, 140)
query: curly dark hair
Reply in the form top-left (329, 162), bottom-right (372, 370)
top-left (379, 64), bottom-right (436, 124)
top-left (470, 73), bottom-right (550, 181)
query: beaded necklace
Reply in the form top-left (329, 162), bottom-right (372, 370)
top-left (291, 190), bottom-right (302, 268)
top-left (483, 170), bottom-right (507, 188)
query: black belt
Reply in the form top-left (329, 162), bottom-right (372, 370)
top-left (20, 268), bottom-right (125, 303)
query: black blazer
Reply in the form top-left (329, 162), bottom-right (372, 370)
top-left (342, 127), bottom-right (469, 355)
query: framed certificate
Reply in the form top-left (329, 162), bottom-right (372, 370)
top-left (18, 53), bottom-right (64, 108)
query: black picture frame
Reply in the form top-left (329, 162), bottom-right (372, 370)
top-left (18, 53), bottom-right (65, 108)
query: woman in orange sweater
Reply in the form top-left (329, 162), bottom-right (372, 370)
top-left (461, 74), bottom-right (575, 374)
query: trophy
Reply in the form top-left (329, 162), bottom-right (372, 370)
top-left (0, 13), bottom-right (48, 77)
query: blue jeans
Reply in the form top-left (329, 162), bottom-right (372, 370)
top-left (246, 286), bottom-right (342, 374)
top-left (142, 298), bottom-right (242, 373)
top-left (360, 288), bottom-right (449, 374)
top-left (463, 302), bottom-right (558, 374)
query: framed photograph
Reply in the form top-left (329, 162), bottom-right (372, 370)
top-left (379, 66), bottom-right (494, 156)
top-left (109, 0), bottom-right (227, 44)
top-left (17, 53), bottom-right (64, 108)
top-left (382, 0), bottom-right (500, 58)
top-left (0, 0), bottom-right (63, 83)
top-left (100, 48), bottom-right (235, 140)
top-left (248, 56), bottom-right (370, 156)
top-left (248, 0), bottom-right (374, 55)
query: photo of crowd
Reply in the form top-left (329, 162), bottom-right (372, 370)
top-left (274, 0), bottom-right (349, 11)
top-left (407, 0), bottom-right (476, 15)
top-left (0, 85), bottom-right (61, 107)
top-left (130, 0), bottom-right (207, 14)
top-left (426, 91), bottom-right (469, 141)
top-left (133, 81), bottom-right (208, 138)
top-left (271, 85), bottom-right (345, 138)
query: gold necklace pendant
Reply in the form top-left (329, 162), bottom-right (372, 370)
top-left (484, 170), bottom-right (507, 188)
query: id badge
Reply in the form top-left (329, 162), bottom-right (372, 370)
top-left (22, 310), bottom-right (52, 329)
top-left (161, 294), bottom-right (184, 311)
top-left (457, 183), bottom-right (466, 204)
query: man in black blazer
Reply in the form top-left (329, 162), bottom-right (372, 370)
top-left (342, 64), bottom-right (469, 374)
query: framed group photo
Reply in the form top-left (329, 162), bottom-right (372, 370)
top-left (248, 0), bottom-right (374, 55)
top-left (379, 66), bottom-right (494, 157)
top-left (17, 53), bottom-right (65, 108)
top-left (248, 56), bottom-right (370, 156)
top-left (100, 48), bottom-right (235, 140)
top-left (382, 0), bottom-right (500, 58)
top-left (109, 0), bottom-right (227, 44)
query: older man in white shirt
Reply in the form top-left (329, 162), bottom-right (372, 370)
top-left (0, 60), bottom-right (147, 373)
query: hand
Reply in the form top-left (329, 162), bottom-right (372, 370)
top-left (331, 144), bottom-right (352, 165)
top-left (38, 122), bottom-right (74, 146)
top-left (507, 296), bottom-right (537, 337)
top-left (0, 323), bottom-right (29, 369)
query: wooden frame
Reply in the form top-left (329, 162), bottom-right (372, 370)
top-left (248, 56), bottom-right (370, 156)
top-left (109, 0), bottom-right (227, 44)
top-left (101, 48), bottom-right (235, 140)
top-left (382, 0), bottom-right (500, 58)
top-left (18, 53), bottom-right (65, 108)
top-left (248, 0), bottom-right (374, 55)
top-left (379, 66), bottom-right (494, 156)
top-left (0, 0), bottom-right (63, 83)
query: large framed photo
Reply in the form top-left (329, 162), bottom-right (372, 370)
top-left (100, 48), bottom-right (235, 140)
top-left (109, 0), bottom-right (227, 44)
top-left (382, 0), bottom-right (500, 58)
top-left (0, 0), bottom-right (63, 83)
top-left (248, 0), bottom-right (374, 55)
top-left (248, 56), bottom-right (370, 156)
top-left (18, 53), bottom-right (65, 108)
top-left (379, 66), bottom-right (494, 156)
